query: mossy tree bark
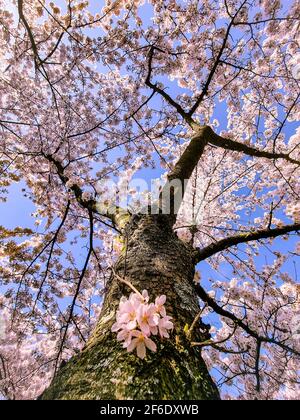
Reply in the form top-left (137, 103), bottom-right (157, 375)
top-left (41, 214), bottom-right (220, 400)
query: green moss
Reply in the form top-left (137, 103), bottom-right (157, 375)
top-left (41, 332), bottom-right (219, 400)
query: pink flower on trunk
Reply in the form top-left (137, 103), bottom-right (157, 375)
top-left (131, 290), bottom-right (149, 304)
top-left (116, 328), bottom-right (134, 348)
top-left (111, 290), bottom-right (173, 359)
top-left (158, 316), bottom-right (174, 338)
top-left (126, 330), bottom-right (157, 359)
top-left (155, 295), bottom-right (167, 317)
top-left (137, 303), bottom-right (159, 335)
top-left (117, 298), bottom-right (140, 330)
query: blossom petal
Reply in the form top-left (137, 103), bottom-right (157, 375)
top-left (137, 342), bottom-right (146, 359)
top-left (145, 337), bottom-right (157, 352)
top-left (127, 338), bottom-right (138, 353)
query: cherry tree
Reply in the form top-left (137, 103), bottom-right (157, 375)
top-left (0, 0), bottom-right (299, 400)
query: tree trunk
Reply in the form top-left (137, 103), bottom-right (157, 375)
top-left (40, 215), bottom-right (220, 400)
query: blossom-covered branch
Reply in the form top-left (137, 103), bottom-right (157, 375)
top-left (44, 153), bottom-right (130, 230)
top-left (207, 129), bottom-right (300, 166)
top-left (188, 0), bottom-right (248, 116)
top-left (195, 283), bottom-right (300, 357)
top-left (194, 223), bottom-right (300, 263)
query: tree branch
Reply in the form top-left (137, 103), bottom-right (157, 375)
top-left (44, 153), bottom-right (130, 230)
top-left (144, 47), bottom-right (299, 167)
top-left (17, 0), bottom-right (41, 67)
top-left (167, 126), bottom-right (214, 183)
top-left (159, 126), bottom-right (215, 219)
top-left (188, 0), bottom-right (248, 116)
top-left (158, 123), bottom-right (299, 224)
top-left (208, 130), bottom-right (300, 166)
top-left (195, 283), bottom-right (300, 357)
top-left (145, 46), bottom-right (193, 125)
top-left (194, 223), bottom-right (300, 263)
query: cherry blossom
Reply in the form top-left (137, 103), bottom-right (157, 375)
top-left (158, 316), bottom-right (174, 339)
top-left (126, 331), bottom-right (157, 360)
top-left (155, 295), bottom-right (167, 317)
top-left (112, 291), bottom-right (173, 358)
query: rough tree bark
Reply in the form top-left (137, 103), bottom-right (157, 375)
top-left (40, 213), bottom-right (220, 400)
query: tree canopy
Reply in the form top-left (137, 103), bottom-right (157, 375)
top-left (0, 0), bottom-right (299, 400)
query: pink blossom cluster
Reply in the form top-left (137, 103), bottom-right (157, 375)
top-left (286, 202), bottom-right (300, 223)
top-left (112, 291), bottom-right (173, 359)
